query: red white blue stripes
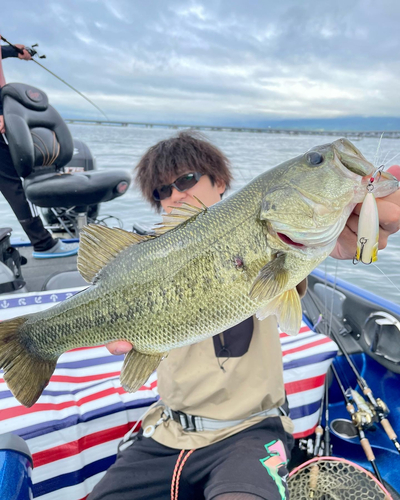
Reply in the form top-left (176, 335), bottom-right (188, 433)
top-left (0, 289), bottom-right (337, 499)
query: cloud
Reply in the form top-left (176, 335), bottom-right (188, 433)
top-left (2, 0), bottom-right (400, 124)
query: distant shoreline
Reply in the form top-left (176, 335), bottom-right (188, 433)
top-left (64, 119), bottom-right (400, 139)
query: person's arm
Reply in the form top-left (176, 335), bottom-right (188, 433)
top-left (0, 44), bottom-right (32, 127)
top-left (331, 165), bottom-right (400, 260)
top-left (1, 45), bottom-right (19, 59)
top-left (1, 44), bottom-right (31, 60)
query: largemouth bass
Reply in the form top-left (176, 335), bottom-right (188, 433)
top-left (0, 138), bottom-right (398, 407)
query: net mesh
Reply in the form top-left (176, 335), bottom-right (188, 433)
top-left (288, 458), bottom-right (391, 500)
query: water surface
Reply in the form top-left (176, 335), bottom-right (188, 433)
top-left (1, 125), bottom-right (398, 303)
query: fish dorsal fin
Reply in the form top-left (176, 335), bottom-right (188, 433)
top-left (256, 287), bottom-right (302, 336)
top-left (153, 199), bottom-right (207, 236)
top-left (249, 253), bottom-right (289, 301)
top-left (78, 224), bottom-right (152, 283)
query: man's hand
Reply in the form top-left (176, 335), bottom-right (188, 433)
top-left (0, 115), bottom-right (5, 135)
top-left (15, 44), bottom-right (32, 61)
top-left (106, 340), bottom-right (133, 355)
top-left (331, 165), bottom-right (400, 260)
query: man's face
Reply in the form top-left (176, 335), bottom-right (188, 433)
top-left (160, 174), bottom-right (226, 214)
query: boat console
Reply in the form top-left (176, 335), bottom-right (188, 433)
top-left (2, 82), bottom-right (131, 236)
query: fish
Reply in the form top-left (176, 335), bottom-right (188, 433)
top-left (0, 138), bottom-right (398, 407)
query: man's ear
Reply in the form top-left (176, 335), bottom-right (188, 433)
top-left (216, 179), bottom-right (226, 195)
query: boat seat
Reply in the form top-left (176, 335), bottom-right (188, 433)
top-left (0, 228), bottom-right (12, 243)
top-left (24, 169), bottom-right (132, 208)
top-left (1, 83), bottom-right (73, 178)
top-left (2, 82), bottom-right (132, 210)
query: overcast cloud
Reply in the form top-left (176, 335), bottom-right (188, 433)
top-left (1, 0), bottom-right (400, 125)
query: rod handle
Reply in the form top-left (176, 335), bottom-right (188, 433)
top-left (381, 418), bottom-right (397, 441)
top-left (360, 437), bottom-right (376, 461)
top-left (309, 464), bottom-right (319, 494)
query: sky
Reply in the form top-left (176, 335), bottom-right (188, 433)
top-left (1, 0), bottom-right (400, 127)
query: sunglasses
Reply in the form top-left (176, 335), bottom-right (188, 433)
top-left (152, 172), bottom-right (203, 201)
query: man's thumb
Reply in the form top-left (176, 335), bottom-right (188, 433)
top-left (387, 165), bottom-right (400, 181)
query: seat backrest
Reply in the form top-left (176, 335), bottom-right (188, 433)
top-left (1, 83), bottom-right (74, 178)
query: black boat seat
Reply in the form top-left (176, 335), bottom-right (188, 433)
top-left (2, 82), bottom-right (132, 212)
top-left (24, 169), bottom-right (131, 208)
top-left (2, 83), bottom-right (73, 178)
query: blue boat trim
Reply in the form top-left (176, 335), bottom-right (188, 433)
top-left (0, 290), bottom-right (82, 310)
top-left (312, 268), bottom-right (400, 315)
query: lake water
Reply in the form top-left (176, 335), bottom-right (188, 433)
top-left (1, 125), bottom-right (399, 304)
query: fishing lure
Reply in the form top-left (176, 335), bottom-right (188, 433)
top-left (353, 168), bottom-right (382, 265)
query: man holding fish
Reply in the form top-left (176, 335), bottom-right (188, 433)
top-left (86, 132), bottom-right (400, 500)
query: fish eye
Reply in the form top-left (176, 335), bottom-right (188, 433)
top-left (307, 152), bottom-right (324, 166)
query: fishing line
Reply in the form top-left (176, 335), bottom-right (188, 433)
top-left (333, 355), bottom-right (353, 395)
top-left (1, 35), bottom-right (109, 120)
top-left (372, 263), bottom-right (400, 294)
top-left (373, 133), bottom-right (384, 168)
top-left (379, 150), bottom-right (391, 169)
top-left (29, 58), bottom-right (109, 120)
top-left (382, 151), bottom-right (400, 167)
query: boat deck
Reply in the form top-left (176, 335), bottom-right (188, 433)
top-left (17, 246), bottom-right (85, 292)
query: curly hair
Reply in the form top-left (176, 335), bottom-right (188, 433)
top-left (135, 130), bottom-right (233, 212)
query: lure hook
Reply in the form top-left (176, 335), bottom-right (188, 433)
top-left (353, 162), bottom-right (381, 265)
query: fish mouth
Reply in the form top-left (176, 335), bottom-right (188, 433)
top-left (277, 232), bottom-right (306, 248)
top-left (272, 208), bottom-right (352, 250)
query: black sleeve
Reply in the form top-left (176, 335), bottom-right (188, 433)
top-left (0, 45), bottom-right (20, 115)
top-left (1, 45), bottom-right (19, 59)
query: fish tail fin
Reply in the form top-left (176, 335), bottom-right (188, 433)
top-left (120, 349), bottom-right (166, 393)
top-left (0, 316), bottom-right (57, 407)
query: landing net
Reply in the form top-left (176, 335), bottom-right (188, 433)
top-left (288, 457), bottom-right (392, 500)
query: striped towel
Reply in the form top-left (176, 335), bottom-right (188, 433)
top-left (0, 288), bottom-right (338, 499)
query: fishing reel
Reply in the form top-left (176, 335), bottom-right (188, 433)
top-left (25, 44), bottom-right (46, 59)
top-left (351, 409), bottom-right (375, 430)
top-left (374, 398), bottom-right (389, 418)
top-left (346, 392), bottom-right (377, 430)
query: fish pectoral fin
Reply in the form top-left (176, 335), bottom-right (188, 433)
top-left (120, 349), bottom-right (166, 393)
top-left (0, 316), bottom-right (58, 407)
top-left (78, 225), bottom-right (153, 283)
top-left (153, 200), bottom-right (207, 236)
top-left (256, 287), bottom-right (302, 336)
top-left (249, 253), bottom-right (289, 301)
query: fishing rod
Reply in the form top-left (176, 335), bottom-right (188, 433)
top-left (1, 35), bottom-right (109, 120)
top-left (324, 375), bottom-right (331, 457)
top-left (330, 363), bottom-right (383, 483)
top-left (304, 287), bottom-right (400, 455)
top-left (313, 387), bottom-right (325, 457)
